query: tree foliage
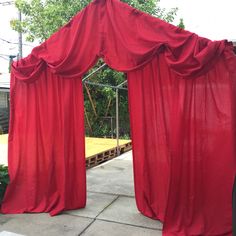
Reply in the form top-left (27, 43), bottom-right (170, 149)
top-left (0, 165), bottom-right (9, 203)
top-left (178, 18), bottom-right (185, 29)
top-left (83, 61), bottom-right (130, 138)
top-left (11, 0), bottom-right (183, 138)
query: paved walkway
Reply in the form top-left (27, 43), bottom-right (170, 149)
top-left (0, 151), bottom-right (163, 236)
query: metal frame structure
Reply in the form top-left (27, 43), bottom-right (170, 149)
top-left (82, 63), bottom-right (128, 155)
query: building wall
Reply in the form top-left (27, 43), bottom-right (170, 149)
top-left (0, 91), bottom-right (9, 134)
top-left (0, 92), bottom-right (8, 108)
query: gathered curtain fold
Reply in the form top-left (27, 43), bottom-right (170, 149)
top-left (1, 0), bottom-right (236, 235)
top-left (11, 0), bottom-right (235, 82)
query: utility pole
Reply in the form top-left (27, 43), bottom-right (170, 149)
top-left (18, 11), bottom-right (23, 59)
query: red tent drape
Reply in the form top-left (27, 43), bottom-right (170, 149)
top-left (1, 0), bottom-right (236, 235)
top-left (4, 68), bottom-right (86, 216)
top-left (128, 53), bottom-right (236, 235)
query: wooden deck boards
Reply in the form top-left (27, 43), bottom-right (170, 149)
top-left (85, 137), bottom-right (132, 168)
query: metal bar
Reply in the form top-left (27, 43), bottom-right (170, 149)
top-left (117, 80), bottom-right (127, 88)
top-left (116, 88), bottom-right (120, 156)
top-left (84, 81), bottom-right (127, 91)
top-left (82, 64), bottom-right (107, 82)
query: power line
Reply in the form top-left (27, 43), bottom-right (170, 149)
top-left (0, 38), bottom-right (16, 44)
top-left (0, 53), bottom-right (13, 56)
top-left (0, 56), bottom-right (9, 61)
top-left (0, 38), bottom-right (34, 47)
top-left (0, 1), bottom-right (14, 6)
top-left (0, 52), bottom-right (16, 61)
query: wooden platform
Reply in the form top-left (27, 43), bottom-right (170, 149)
top-left (0, 135), bottom-right (132, 168)
top-left (85, 137), bottom-right (132, 168)
top-left (0, 134), bottom-right (7, 144)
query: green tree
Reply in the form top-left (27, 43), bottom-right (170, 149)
top-left (11, 0), bottom-right (182, 138)
top-left (178, 18), bottom-right (185, 29)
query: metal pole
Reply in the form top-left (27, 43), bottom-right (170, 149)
top-left (18, 11), bottom-right (23, 59)
top-left (82, 64), bottom-right (106, 82)
top-left (117, 80), bottom-right (127, 88)
top-left (116, 88), bottom-right (120, 156)
top-left (111, 117), bottom-right (113, 139)
top-left (84, 81), bottom-right (127, 91)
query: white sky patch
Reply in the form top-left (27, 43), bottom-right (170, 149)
top-left (159, 0), bottom-right (236, 40)
top-left (0, 4), bottom-right (35, 74)
top-left (0, 4), bottom-right (18, 73)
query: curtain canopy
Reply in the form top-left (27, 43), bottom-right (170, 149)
top-left (1, 0), bottom-right (236, 235)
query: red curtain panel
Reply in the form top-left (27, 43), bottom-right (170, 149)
top-left (128, 53), bottom-right (236, 235)
top-left (1, 0), bottom-right (236, 235)
top-left (2, 68), bottom-right (86, 216)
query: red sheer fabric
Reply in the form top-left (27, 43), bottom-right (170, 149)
top-left (1, 0), bottom-right (236, 234)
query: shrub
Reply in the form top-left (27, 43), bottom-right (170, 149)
top-left (0, 165), bottom-right (9, 203)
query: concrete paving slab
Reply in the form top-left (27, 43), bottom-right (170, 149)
top-left (81, 219), bottom-right (162, 236)
top-left (0, 232), bottom-right (24, 236)
top-left (0, 150), bottom-right (164, 235)
top-left (87, 157), bottom-right (134, 197)
top-left (115, 150), bottom-right (133, 160)
top-left (64, 192), bottom-right (118, 218)
top-left (0, 214), bottom-right (93, 236)
top-left (97, 196), bottom-right (162, 230)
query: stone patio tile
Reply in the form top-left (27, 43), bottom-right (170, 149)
top-left (81, 219), bottom-right (162, 236)
top-left (87, 158), bottom-right (134, 197)
top-left (0, 214), bottom-right (92, 236)
top-left (64, 192), bottom-right (118, 218)
top-left (115, 150), bottom-right (133, 160)
top-left (0, 232), bottom-right (24, 236)
top-left (97, 196), bottom-right (162, 230)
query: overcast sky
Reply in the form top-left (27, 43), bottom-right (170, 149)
top-left (0, 0), bottom-right (235, 74)
top-left (0, 3), bottom-right (18, 74)
top-left (159, 0), bottom-right (236, 40)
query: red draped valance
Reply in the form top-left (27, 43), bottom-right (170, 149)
top-left (11, 0), bottom-right (235, 81)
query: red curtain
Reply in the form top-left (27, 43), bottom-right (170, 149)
top-left (128, 53), bottom-right (236, 235)
top-left (2, 68), bottom-right (86, 216)
top-left (1, 0), bottom-right (236, 235)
